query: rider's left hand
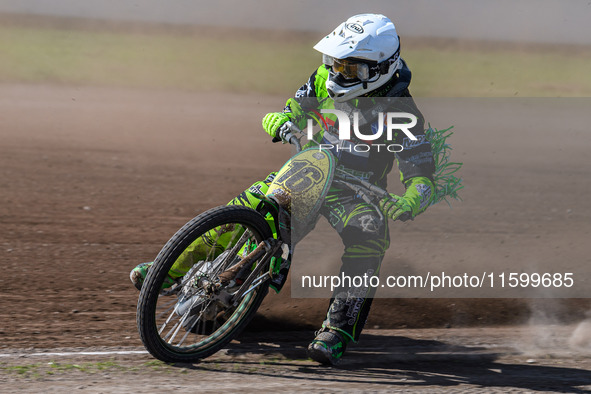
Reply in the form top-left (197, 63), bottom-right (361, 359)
top-left (379, 194), bottom-right (414, 222)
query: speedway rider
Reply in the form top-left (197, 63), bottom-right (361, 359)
top-left (131, 14), bottom-right (436, 365)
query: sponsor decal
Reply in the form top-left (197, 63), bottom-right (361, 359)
top-left (405, 152), bottom-right (434, 165)
top-left (359, 214), bottom-right (380, 233)
top-left (248, 183), bottom-right (264, 195)
top-left (345, 23), bottom-right (364, 34)
top-left (402, 134), bottom-right (429, 149)
top-left (416, 183), bottom-right (432, 210)
top-left (327, 202), bottom-right (346, 227)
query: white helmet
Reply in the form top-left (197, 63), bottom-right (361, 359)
top-left (314, 14), bottom-right (402, 102)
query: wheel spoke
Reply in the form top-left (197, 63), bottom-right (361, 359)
top-left (158, 306), bottom-right (179, 336)
top-left (166, 313), bottom-right (188, 344)
top-left (155, 297), bottom-right (177, 319)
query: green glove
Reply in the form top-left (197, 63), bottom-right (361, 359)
top-left (262, 112), bottom-right (290, 139)
top-left (380, 176), bottom-right (434, 221)
top-left (379, 194), bottom-right (412, 221)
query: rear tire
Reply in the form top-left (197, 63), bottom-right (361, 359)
top-left (137, 205), bottom-right (273, 363)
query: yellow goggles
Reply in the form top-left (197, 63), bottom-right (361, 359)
top-left (323, 54), bottom-right (370, 81)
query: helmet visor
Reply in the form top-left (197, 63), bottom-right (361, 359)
top-left (323, 54), bottom-right (370, 81)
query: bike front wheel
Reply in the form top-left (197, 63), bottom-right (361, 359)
top-left (136, 205), bottom-right (273, 363)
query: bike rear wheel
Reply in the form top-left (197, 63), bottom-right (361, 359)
top-left (137, 205), bottom-right (273, 363)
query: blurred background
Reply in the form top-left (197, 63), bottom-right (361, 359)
top-left (1, 0), bottom-right (591, 97)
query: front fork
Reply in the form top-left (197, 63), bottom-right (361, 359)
top-left (226, 239), bottom-right (283, 304)
top-left (194, 236), bottom-right (285, 308)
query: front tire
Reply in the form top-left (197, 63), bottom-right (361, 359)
top-left (137, 205), bottom-right (273, 363)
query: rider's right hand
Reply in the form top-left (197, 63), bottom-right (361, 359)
top-left (262, 112), bottom-right (290, 141)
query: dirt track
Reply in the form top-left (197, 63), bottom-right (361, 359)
top-left (1, 84), bottom-right (591, 391)
top-left (2, 326), bottom-right (591, 393)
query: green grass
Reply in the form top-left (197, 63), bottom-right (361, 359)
top-left (0, 360), bottom-right (178, 379)
top-left (1, 22), bottom-right (590, 97)
top-left (0, 25), bottom-right (317, 94)
top-left (405, 45), bottom-right (591, 97)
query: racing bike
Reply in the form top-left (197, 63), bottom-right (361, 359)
top-left (136, 123), bottom-right (393, 362)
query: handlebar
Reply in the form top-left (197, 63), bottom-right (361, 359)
top-left (271, 121), bottom-right (302, 151)
top-left (284, 121), bottom-right (302, 151)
